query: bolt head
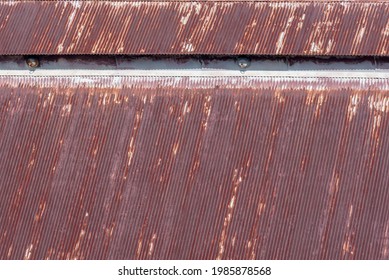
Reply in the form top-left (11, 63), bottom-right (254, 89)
top-left (237, 58), bottom-right (251, 69)
top-left (26, 57), bottom-right (40, 68)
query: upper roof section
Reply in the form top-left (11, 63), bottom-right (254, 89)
top-left (0, 1), bottom-right (388, 56)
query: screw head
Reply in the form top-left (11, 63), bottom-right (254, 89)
top-left (237, 58), bottom-right (250, 69)
top-left (26, 57), bottom-right (40, 68)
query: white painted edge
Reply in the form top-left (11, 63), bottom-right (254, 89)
top-left (1, 69), bottom-right (389, 79)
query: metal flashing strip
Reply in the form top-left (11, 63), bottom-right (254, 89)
top-left (1, 70), bottom-right (389, 79)
top-left (1, 58), bottom-right (389, 79)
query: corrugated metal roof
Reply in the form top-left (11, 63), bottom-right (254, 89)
top-left (0, 1), bottom-right (387, 56)
top-left (1, 57), bottom-right (389, 259)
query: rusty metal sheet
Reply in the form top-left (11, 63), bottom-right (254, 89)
top-left (0, 1), bottom-right (388, 56)
top-left (1, 57), bottom-right (389, 259)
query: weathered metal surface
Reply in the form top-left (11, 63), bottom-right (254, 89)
top-left (0, 0), bottom-right (388, 56)
top-left (1, 58), bottom-right (389, 259)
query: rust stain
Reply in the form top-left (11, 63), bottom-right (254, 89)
top-left (34, 201), bottom-right (46, 222)
top-left (383, 221), bottom-right (389, 258)
top-left (217, 168), bottom-right (243, 260)
top-left (24, 244), bottom-right (33, 260)
top-left (148, 234), bottom-right (157, 257)
top-left (347, 94), bottom-right (362, 122)
top-left (342, 205), bottom-right (355, 257)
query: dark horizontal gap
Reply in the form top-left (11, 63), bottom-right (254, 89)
top-left (0, 55), bottom-right (388, 70)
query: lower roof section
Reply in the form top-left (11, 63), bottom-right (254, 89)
top-left (0, 1), bottom-right (388, 56)
top-left (1, 58), bottom-right (389, 259)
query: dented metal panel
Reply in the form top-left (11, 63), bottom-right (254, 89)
top-left (0, 0), bottom-right (388, 56)
top-left (1, 58), bottom-right (389, 259)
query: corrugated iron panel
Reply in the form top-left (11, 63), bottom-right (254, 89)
top-left (1, 71), bottom-right (389, 259)
top-left (0, 1), bottom-right (388, 56)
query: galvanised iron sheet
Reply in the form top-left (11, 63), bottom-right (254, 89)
top-left (1, 58), bottom-right (389, 259)
top-left (0, 0), bottom-right (388, 56)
